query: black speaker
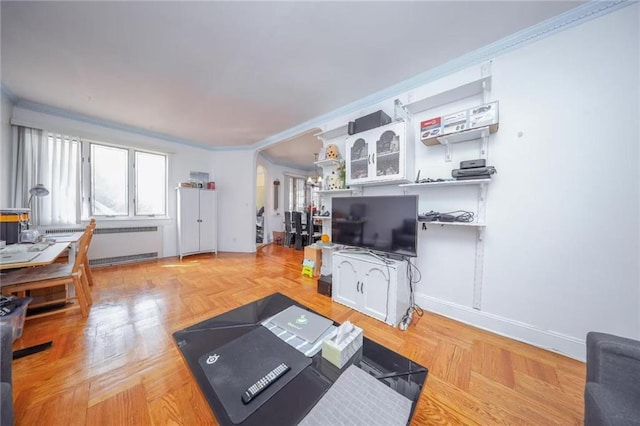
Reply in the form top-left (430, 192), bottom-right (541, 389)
top-left (347, 110), bottom-right (392, 135)
top-left (317, 275), bottom-right (332, 297)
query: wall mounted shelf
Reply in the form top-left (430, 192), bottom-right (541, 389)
top-left (314, 159), bottom-right (341, 168)
top-left (316, 189), bottom-right (356, 195)
top-left (419, 221), bottom-right (486, 227)
top-left (314, 125), bottom-right (349, 143)
top-left (405, 75), bottom-right (492, 115)
top-left (400, 178), bottom-right (491, 189)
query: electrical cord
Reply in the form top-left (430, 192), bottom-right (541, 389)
top-left (419, 210), bottom-right (475, 223)
top-left (399, 257), bottom-right (424, 330)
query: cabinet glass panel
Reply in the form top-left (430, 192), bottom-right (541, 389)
top-left (350, 138), bottom-right (369, 180)
top-left (375, 130), bottom-right (400, 178)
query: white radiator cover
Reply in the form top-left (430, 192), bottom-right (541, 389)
top-left (45, 226), bottom-right (163, 266)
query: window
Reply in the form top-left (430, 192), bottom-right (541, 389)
top-left (286, 175), bottom-right (309, 212)
top-left (135, 151), bottom-right (166, 216)
top-left (85, 142), bottom-right (167, 218)
top-left (91, 144), bottom-right (128, 215)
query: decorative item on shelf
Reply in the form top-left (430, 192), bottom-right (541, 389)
top-left (325, 173), bottom-right (341, 190)
top-left (306, 204), bottom-right (318, 215)
top-left (325, 144), bottom-right (340, 160)
top-left (337, 160), bottom-right (346, 189)
top-left (273, 178), bottom-right (280, 210)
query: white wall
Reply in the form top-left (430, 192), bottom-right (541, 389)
top-left (0, 91), bottom-right (14, 207)
top-left (314, 5), bottom-right (639, 359)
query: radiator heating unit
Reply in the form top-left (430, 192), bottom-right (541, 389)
top-left (45, 226), bottom-right (163, 267)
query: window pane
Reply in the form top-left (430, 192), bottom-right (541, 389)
top-left (135, 151), bottom-right (166, 215)
top-left (91, 144), bottom-right (128, 215)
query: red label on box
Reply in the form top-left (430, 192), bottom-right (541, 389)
top-left (420, 117), bottom-right (441, 130)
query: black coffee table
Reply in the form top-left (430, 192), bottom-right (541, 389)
top-left (173, 293), bottom-right (428, 425)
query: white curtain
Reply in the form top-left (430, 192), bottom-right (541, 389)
top-left (12, 126), bottom-right (80, 226)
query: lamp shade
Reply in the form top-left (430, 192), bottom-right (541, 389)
top-left (28, 184), bottom-right (49, 209)
top-left (29, 184), bottom-right (50, 197)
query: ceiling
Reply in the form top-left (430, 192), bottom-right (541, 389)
top-left (1, 1), bottom-right (584, 169)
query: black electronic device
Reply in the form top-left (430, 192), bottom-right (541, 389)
top-left (460, 159), bottom-right (486, 169)
top-left (347, 110), bottom-right (392, 135)
top-left (317, 275), bottom-right (332, 297)
top-left (452, 166), bottom-right (497, 179)
top-left (241, 362), bottom-right (291, 404)
top-left (332, 195), bottom-right (418, 257)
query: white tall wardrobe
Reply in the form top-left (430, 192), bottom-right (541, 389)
top-left (176, 187), bottom-right (217, 259)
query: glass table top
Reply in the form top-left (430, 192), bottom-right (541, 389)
top-left (173, 292), bottom-right (428, 426)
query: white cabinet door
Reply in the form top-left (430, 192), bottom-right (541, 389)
top-left (334, 257), bottom-right (359, 309)
top-left (346, 121), bottom-right (406, 185)
top-left (178, 188), bottom-right (200, 255)
top-left (362, 265), bottom-right (393, 323)
top-left (198, 190), bottom-right (217, 252)
top-left (333, 251), bottom-right (407, 326)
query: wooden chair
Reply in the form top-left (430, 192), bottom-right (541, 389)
top-left (0, 224), bottom-right (94, 319)
top-left (82, 219), bottom-right (96, 287)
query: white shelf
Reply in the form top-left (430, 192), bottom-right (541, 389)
top-left (314, 125), bottom-right (349, 142)
top-left (419, 221), bottom-right (486, 227)
top-left (314, 159), bottom-right (341, 168)
top-left (400, 178), bottom-right (491, 188)
top-left (316, 189), bottom-right (355, 195)
top-left (405, 75), bottom-right (492, 115)
top-left (313, 215), bottom-right (332, 220)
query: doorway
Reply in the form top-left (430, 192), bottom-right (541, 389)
top-left (256, 165), bottom-right (266, 246)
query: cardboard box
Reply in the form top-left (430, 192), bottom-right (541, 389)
top-left (469, 101), bottom-right (499, 132)
top-left (421, 101), bottom-right (499, 146)
top-left (303, 245), bottom-right (322, 276)
top-left (419, 117), bottom-right (442, 142)
top-left (442, 110), bottom-right (469, 135)
top-left (272, 231), bottom-right (284, 245)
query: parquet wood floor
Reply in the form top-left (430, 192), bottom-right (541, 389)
top-left (10, 244), bottom-right (585, 425)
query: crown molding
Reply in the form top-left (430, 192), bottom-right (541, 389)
top-left (1, 83), bottom-right (19, 104)
top-left (252, 0), bottom-right (636, 149)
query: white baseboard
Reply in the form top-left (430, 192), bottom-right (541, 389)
top-left (415, 294), bottom-right (586, 361)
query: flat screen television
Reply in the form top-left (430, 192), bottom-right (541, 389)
top-left (331, 195), bottom-right (418, 257)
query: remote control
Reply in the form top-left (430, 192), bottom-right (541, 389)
top-left (241, 362), bottom-right (290, 404)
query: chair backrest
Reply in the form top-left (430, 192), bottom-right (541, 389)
top-left (284, 211), bottom-right (292, 233)
top-left (292, 211), bottom-right (303, 235)
top-left (71, 222), bottom-right (94, 274)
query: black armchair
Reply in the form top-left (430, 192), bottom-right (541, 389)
top-left (585, 332), bottom-right (640, 426)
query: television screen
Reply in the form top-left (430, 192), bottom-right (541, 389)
top-left (331, 195), bottom-right (418, 257)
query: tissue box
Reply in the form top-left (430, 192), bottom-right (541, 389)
top-left (322, 324), bottom-right (363, 368)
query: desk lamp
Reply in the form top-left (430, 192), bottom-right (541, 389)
top-left (27, 184), bottom-right (49, 209)
top-left (22, 184), bottom-right (49, 240)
